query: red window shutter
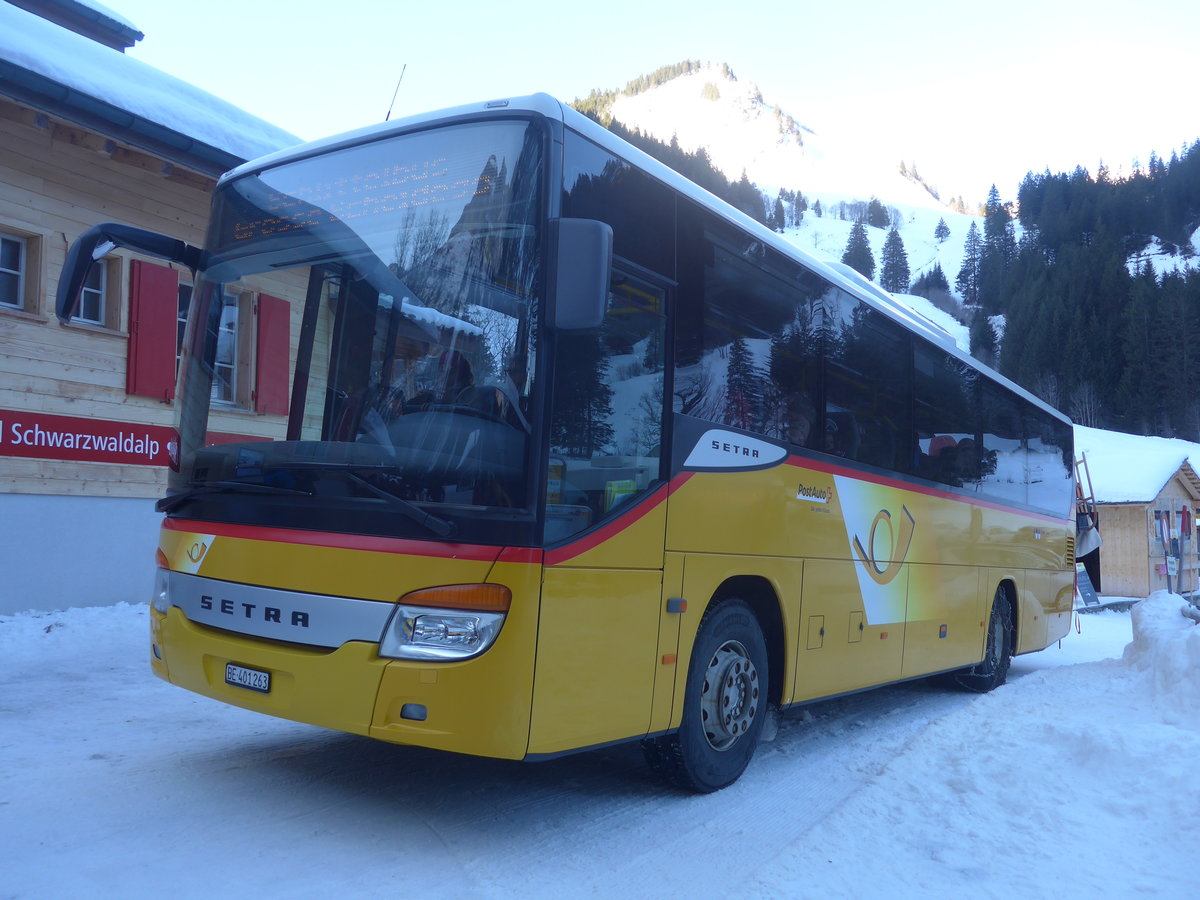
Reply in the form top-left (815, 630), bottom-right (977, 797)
top-left (255, 293), bottom-right (290, 415)
top-left (127, 260), bottom-right (179, 401)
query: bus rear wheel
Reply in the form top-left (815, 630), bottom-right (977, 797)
top-left (954, 590), bottom-right (1012, 693)
top-left (643, 600), bottom-right (768, 793)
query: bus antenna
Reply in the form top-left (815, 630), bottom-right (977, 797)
top-left (385, 64), bottom-right (407, 122)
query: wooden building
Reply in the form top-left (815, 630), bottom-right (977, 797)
top-left (1077, 427), bottom-right (1200, 599)
top-left (0, 0), bottom-right (298, 613)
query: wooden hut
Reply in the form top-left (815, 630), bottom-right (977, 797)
top-left (1077, 427), bottom-right (1200, 599)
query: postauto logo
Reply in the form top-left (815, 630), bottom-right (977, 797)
top-left (834, 475), bottom-right (916, 626)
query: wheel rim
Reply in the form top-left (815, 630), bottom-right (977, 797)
top-left (699, 639), bottom-right (760, 751)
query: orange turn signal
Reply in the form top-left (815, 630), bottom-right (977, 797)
top-left (400, 584), bottom-right (512, 612)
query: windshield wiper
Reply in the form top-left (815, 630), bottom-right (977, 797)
top-left (242, 461), bottom-right (457, 537)
top-left (156, 480), bottom-right (314, 513)
top-left (344, 471), bottom-right (457, 538)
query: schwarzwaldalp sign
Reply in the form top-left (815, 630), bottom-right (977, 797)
top-left (0, 409), bottom-right (176, 467)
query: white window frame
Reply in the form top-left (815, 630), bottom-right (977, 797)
top-left (0, 232), bottom-right (26, 310)
top-left (177, 284), bottom-right (253, 409)
top-left (211, 287), bottom-right (243, 407)
top-left (74, 261), bottom-right (107, 325)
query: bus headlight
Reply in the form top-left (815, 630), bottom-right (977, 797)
top-left (379, 584), bottom-right (510, 661)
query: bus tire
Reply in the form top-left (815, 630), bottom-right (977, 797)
top-left (953, 590), bottom-right (1012, 693)
top-left (642, 599), bottom-right (768, 793)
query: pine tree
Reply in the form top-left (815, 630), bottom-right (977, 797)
top-left (955, 221), bottom-right (983, 304)
top-left (979, 186), bottom-right (1017, 311)
top-left (731, 171), bottom-right (767, 224)
top-left (934, 217), bottom-right (951, 243)
top-left (772, 198), bottom-right (786, 231)
top-left (969, 313), bottom-right (998, 365)
top-left (879, 228), bottom-right (911, 292)
top-left (794, 192), bottom-right (808, 224)
top-left (813, 199), bottom-right (823, 218)
top-left (724, 336), bottom-right (763, 431)
top-left (866, 197), bottom-right (890, 229)
top-left (841, 220), bottom-right (875, 280)
top-left (911, 262), bottom-right (949, 295)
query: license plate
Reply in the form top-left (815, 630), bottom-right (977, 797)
top-left (225, 662), bottom-right (271, 693)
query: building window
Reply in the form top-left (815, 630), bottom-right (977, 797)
top-left (212, 289), bottom-right (240, 405)
top-left (0, 232), bottom-right (26, 309)
top-left (70, 257), bottom-right (120, 328)
top-left (143, 258), bottom-right (289, 413)
top-left (75, 261), bottom-right (107, 324)
top-left (176, 283), bottom-right (248, 407)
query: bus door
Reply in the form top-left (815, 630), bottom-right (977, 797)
top-left (528, 267), bottom-right (673, 756)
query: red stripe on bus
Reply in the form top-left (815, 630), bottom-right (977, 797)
top-left (497, 546), bottom-right (544, 565)
top-left (544, 476), bottom-right (690, 566)
top-left (784, 455), bottom-right (1072, 523)
top-left (162, 518), bottom-right (505, 561)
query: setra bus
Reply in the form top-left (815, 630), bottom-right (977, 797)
top-left (56, 94), bottom-right (1076, 792)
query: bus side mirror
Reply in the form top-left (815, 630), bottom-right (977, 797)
top-left (552, 218), bottom-right (612, 330)
top-left (56, 223), bottom-right (204, 323)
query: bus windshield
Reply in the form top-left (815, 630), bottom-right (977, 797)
top-left (167, 119), bottom-right (545, 544)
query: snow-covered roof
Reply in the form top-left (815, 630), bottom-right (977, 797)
top-left (1075, 425), bottom-right (1200, 504)
top-left (65, 0), bottom-right (139, 35)
top-left (28, 0), bottom-right (143, 47)
top-left (0, 2), bottom-right (299, 175)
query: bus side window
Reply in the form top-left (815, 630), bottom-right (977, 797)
top-left (674, 204), bottom-right (823, 445)
top-left (823, 291), bottom-right (911, 471)
top-left (914, 342), bottom-right (979, 487)
top-left (980, 381), bottom-right (1026, 506)
top-left (546, 268), bottom-right (667, 543)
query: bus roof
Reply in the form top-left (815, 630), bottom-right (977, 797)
top-left (219, 93), bottom-right (1071, 428)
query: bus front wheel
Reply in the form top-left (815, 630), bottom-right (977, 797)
top-left (643, 599), bottom-right (768, 793)
top-left (954, 590), bottom-right (1013, 693)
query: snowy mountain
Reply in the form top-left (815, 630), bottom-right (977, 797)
top-left (603, 64), bottom-right (1198, 330)
top-left (609, 63), bottom-right (945, 212)
top-left (598, 63), bottom-right (982, 337)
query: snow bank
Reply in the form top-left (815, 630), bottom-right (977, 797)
top-left (753, 603), bottom-right (1200, 897)
top-left (1124, 591), bottom-right (1200, 717)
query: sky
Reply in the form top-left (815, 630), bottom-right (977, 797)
top-left (99, 0), bottom-right (1200, 205)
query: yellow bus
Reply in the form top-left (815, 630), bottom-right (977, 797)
top-left (57, 94), bottom-right (1076, 792)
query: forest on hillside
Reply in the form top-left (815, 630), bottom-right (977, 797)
top-left (573, 64), bottom-right (772, 227)
top-left (983, 148), bottom-right (1200, 439)
top-left (574, 67), bottom-right (1200, 442)
top-left (572, 110), bottom-right (771, 226)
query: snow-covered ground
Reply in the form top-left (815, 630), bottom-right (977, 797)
top-left (1124, 227), bottom-right (1200, 279)
top-left (2, 595), bottom-right (1197, 898)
